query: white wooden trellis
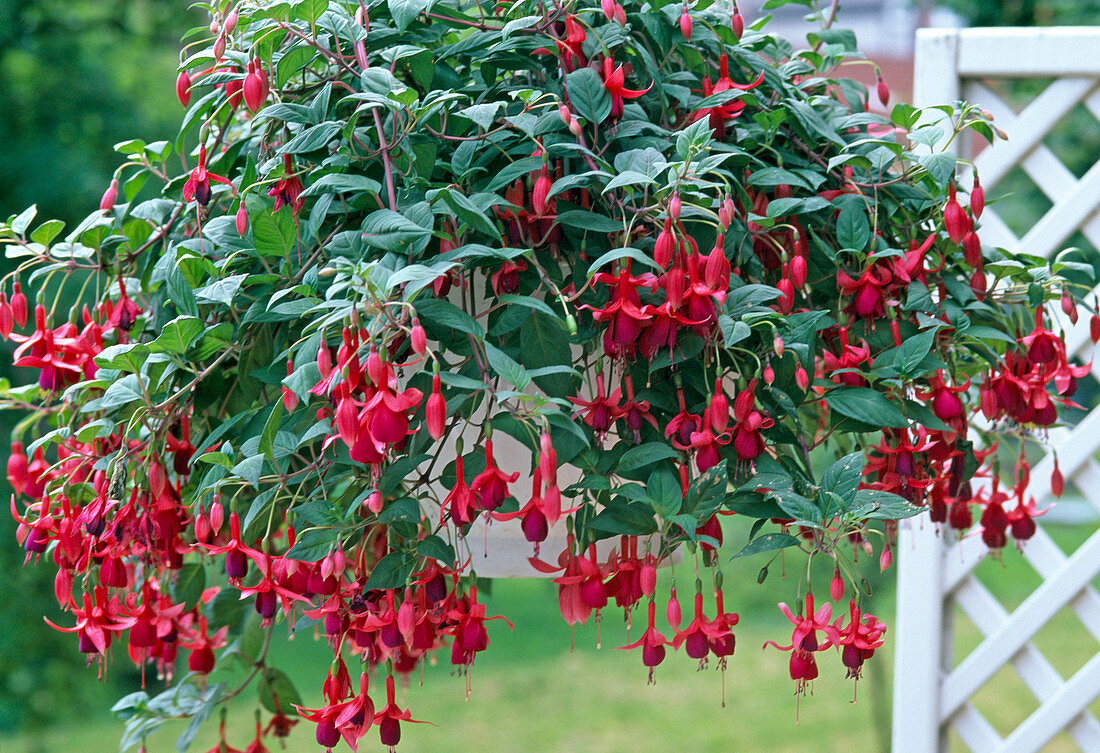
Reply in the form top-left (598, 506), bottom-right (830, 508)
top-left (893, 27), bottom-right (1100, 753)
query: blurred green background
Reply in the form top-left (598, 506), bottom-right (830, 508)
top-left (1, 1), bottom-right (1099, 752)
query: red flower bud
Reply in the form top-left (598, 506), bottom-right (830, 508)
top-left (679, 7), bottom-right (692, 40)
top-left (763, 363), bottom-right (775, 385)
top-left (532, 167), bottom-right (552, 216)
top-left (559, 103), bottom-right (572, 125)
top-left (243, 60), bottom-right (269, 112)
top-left (176, 69), bottom-right (192, 107)
top-left (1051, 461), bottom-right (1065, 497)
top-left (411, 318), bottom-right (427, 355)
top-left (876, 77), bottom-right (890, 107)
top-left (224, 8), bottom-right (238, 34)
top-left (830, 567), bottom-right (844, 602)
top-left (426, 374), bottom-right (446, 439)
top-left (235, 203), bottom-right (249, 235)
top-left (963, 231), bottom-right (981, 267)
top-left (1061, 289), bottom-right (1077, 324)
top-left (8, 441), bottom-right (28, 495)
top-left (214, 34), bottom-right (226, 60)
top-left (99, 179), bottom-right (119, 212)
top-left (666, 589), bottom-right (682, 629)
top-left (0, 294), bottom-right (12, 339)
top-left (971, 175), bottom-right (984, 219)
top-left (790, 254), bottom-right (807, 290)
top-left (795, 362), bottom-right (809, 391)
top-left (12, 282), bottom-right (27, 328)
top-left (731, 10), bottom-right (744, 40)
top-left (1091, 314), bottom-right (1100, 344)
top-left (668, 192), bottom-right (682, 221)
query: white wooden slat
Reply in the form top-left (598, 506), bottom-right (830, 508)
top-left (970, 78), bottom-right (1094, 187)
top-left (1073, 460), bottom-right (1100, 517)
top-left (997, 650), bottom-right (1100, 753)
top-left (954, 577), bottom-right (1100, 751)
top-left (942, 530), bottom-right (1100, 719)
top-left (953, 704), bottom-right (1004, 752)
top-left (954, 28), bottom-right (1100, 77)
top-left (893, 29), bottom-right (962, 753)
top-left (973, 208), bottom-right (1021, 250)
top-left (1016, 158), bottom-right (1100, 259)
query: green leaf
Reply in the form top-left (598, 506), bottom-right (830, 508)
top-left (770, 490), bottom-right (823, 525)
top-left (559, 210), bottom-right (623, 234)
top-left (259, 668), bottom-right (302, 716)
top-left (364, 552), bottom-right (415, 590)
top-left (414, 298), bottom-right (483, 339)
top-left (389, 0), bottom-right (431, 30)
top-left (648, 468), bottom-right (682, 518)
top-left (30, 219), bottom-right (65, 246)
top-left (259, 402), bottom-right (284, 460)
top-left (167, 263), bottom-right (200, 317)
top-left (362, 209), bottom-right (432, 249)
top-left (232, 455), bottom-right (264, 488)
top-left (919, 152), bottom-right (957, 186)
top-left (150, 316), bottom-right (204, 354)
top-left (848, 488), bottom-right (923, 520)
top-left (285, 528), bottom-right (339, 561)
top-left (458, 102), bottom-right (500, 130)
top-left (301, 173), bottom-right (381, 197)
top-left (280, 121), bottom-right (342, 154)
top-left (836, 204), bottom-right (870, 251)
top-left (519, 313), bottom-right (571, 397)
top-left (589, 502), bottom-right (658, 536)
top-left (819, 452), bottom-right (863, 503)
top-left (171, 563), bottom-right (206, 611)
top-left (252, 206), bottom-right (297, 258)
top-left (99, 374), bottom-right (148, 409)
top-left (731, 532), bottom-right (801, 558)
top-left (294, 0), bottom-right (330, 24)
top-left (484, 343), bottom-right (531, 389)
top-left (195, 274), bottom-right (247, 306)
top-left (586, 246), bottom-right (663, 276)
top-left (378, 497), bottom-right (421, 525)
top-left (566, 67), bottom-right (612, 125)
top-left (207, 587), bottom-right (248, 629)
top-left (417, 535), bottom-right (455, 564)
top-left (824, 387), bottom-right (911, 428)
top-left (616, 442), bottom-right (680, 474)
top-left (95, 343), bottom-right (151, 373)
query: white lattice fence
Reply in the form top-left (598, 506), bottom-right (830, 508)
top-left (893, 28), bottom-right (1100, 753)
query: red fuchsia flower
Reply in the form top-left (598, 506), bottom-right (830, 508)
top-left (919, 371), bottom-right (970, 431)
top-left (441, 453), bottom-right (478, 526)
top-left (586, 261), bottom-right (659, 358)
top-left (373, 674), bottom-right (423, 750)
top-left (836, 264), bottom-right (893, 319)
top-left (619, 375), bottom-right (659, 443)
top-left (569, 373), bottom-right (624, 442)
top-left (690, 55), bottom-right (765, 140)
top-left (446, 586), bottom-right (512, 671)
top-left (197, 512), bottom-right (268, 581)
top-left (183, 144), bottom-right (234, 207)
top-left (600, 57), bottom-right (651, 120)
top-left (619, 599), bottom-right (671, 682)
top-left (489, 258), bottom-right (527, 296)
top-left (268, 154), bottom-right (304, 215)
top-left (863, 428), bottom-right (933, 502)
top-left (666, 389), bottom-right (704, 449)
top-left (823, 327), bottom-right (873, 387)
top-left (529, 538), bottom-right (604, 629)
top-left (689, 405), bottom-right (732, 472)
top-left (182, 616), bottom-right (228, 675)
top-left (764, 592), bottom-right (841, 694)
top-left (673, 587), bottom-right (723, 664)
top-left (46, 586), bottom-right (136, 661)
top-left (553, 15), bottom-right (587, 72)
top-left (1006, 490), bottom-right (1051, 544)
top-left (730, 380), bottom-right (772, 463)
top-left (830, 600), bottom-right (886, 691)
top-left (470, 439), bottom-right (520, 512)
top-left (11, 306), bottom-right (84, 391)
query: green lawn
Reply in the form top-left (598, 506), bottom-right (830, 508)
top-left (3, 522), bottom-right (1099, 753)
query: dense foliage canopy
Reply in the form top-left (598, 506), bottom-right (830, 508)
top-left (2, 0), bottom-right (1093, 749)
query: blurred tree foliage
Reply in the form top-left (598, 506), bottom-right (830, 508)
top-left (0, 0), bottom-right (197, 739)
top-left (939, 0), bottom-right (1100, 26)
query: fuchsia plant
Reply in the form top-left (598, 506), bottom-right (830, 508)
top-left (2, 0), bottom-right (1098, 749)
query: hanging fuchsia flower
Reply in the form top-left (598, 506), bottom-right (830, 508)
top-left (268, 154), bottom-right (304, 214)
top-left (470, 439), bottom-right (519, 511)
top-left (600, 57), bottom-right (652, 120)
top-left (619, 600), bottom-right (671, 682)
top-left (183, 144), bottom-right (234, 207)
